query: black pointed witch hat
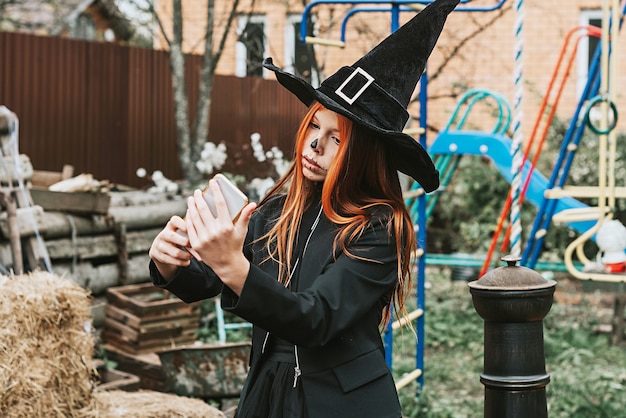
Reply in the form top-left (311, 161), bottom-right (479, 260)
top-left (264, 0), bottom-right (459, 192)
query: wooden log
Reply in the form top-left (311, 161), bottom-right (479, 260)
top-left (0, 200), bottom-right (186, 239)
top-left (108, 201), bottom-right (186, 229)
top-left (0, 205), bottom-right (45, 239)
top-left (51, 253), bottom-right (153, 295)
top-left (45, 228), bottom-right (160, 261)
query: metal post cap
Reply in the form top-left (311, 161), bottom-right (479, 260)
top-left (468, 255), bottom-right (556, 291)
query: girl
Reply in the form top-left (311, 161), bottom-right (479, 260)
top-left (149, 1), bottom-right (459, 416)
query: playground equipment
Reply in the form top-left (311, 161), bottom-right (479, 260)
top-left (408, 1), bottom-right (626, 283)
top-left (506, 1), bottom-right (626, 281)
top-left (301, 0), bottom-right (507, 48)
top-left (426, 91), bottom-right (597, 237)
top-left (480, 24), bottom-right (602, 276)
top-left (551, 1), bottom-right (625, 283)
top-left (409, 0), bottom-right (626, 348)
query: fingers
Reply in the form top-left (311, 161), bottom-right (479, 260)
top-left (169, 216), bottom-right (189, 244)
top-left (186, 183), bottom-right (233, 241)
top-left (234, 202), bottom-right (257, 233)
top-left (184, 183), bottom-right (255, 266)
top-left (149, 216), bottom-right (193, 267)
top-left (150, 244), bottom-right (192, 266)
top-left (191, 180), bottom-right (231, 221)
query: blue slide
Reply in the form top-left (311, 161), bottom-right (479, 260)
top-left (429, 131), bottom-right (595, 235)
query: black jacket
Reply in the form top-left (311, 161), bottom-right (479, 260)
top-left (150, 195), bottom-right (402, 417)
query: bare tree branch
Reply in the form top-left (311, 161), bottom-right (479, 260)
top-left (408, 4), bottom-right (512, 128)
top-left (140, 0), bottom-right (171, 47)
top-left (429, 5), bottom-right (510, 85)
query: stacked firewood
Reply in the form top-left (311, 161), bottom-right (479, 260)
top-left (0, 155), bottom-right (186, 296)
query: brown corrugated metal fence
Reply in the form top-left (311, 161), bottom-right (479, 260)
top-left (0, 31), bottom-right (304, 188)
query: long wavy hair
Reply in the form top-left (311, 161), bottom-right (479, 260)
top-left (258, 102), bottom-right (417, 327)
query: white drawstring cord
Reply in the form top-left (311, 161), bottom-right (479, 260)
top-left (293, 345), bottom-right (302, 388)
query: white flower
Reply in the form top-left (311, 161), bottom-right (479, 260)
top-left (249, 177), bottom-right (275, 199)
top-left (196, 141), bottom-right (227, 175)
top-left (271, 147), bottom-right (283, 159)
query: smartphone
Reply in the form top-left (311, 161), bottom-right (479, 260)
top-left (176, 174), bottom-right (248, 248)
top-left (202, 173), bottom-right (248, 222)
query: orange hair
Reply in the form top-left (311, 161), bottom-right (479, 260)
top-left (258, 102), bottom-right (416, 327)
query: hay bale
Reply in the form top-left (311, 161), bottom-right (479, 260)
top-left (0, 272), bottom-right (226, 418)
top-left (0, 271), bottom-right (98, 417)
top-left (94, 390), bottom-right (225, 417)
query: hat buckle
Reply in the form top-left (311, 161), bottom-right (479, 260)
top-left (334, 67), bottom-right (375, 105)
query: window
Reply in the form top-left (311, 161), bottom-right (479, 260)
top-left (577, 10), bottom-right (602, 98)
top-left (72, 13), bottom-right (96, 40)
top-left (285, 14), bottom-right (317, 85)
top-left (236, 15), bottom-right (267, 77)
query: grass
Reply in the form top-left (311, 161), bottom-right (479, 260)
top-left (392, 268), bottom-right (626, 418)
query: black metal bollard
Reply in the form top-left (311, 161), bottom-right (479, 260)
top-left (468, 255), bottom-right (556, 418)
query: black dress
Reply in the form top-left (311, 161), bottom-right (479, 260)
top-left (235, 336), bottom-right (306, 417)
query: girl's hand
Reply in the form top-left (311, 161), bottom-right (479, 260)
top-left (185, 180), bottom-right (257, 295)
top-left (149, 215), bottom-right (193, 280)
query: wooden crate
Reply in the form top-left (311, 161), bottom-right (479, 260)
top-left (102, 282), bottom-right (201, 355)
top-left (102, 343), bottom-right (167, 392)
top-left (94, 360), bottom-right (141, 392)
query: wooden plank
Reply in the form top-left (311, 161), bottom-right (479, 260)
top-left (95, 363), bottom-right (141, 392)
top-left (102, 328), bottom-right (196, 354)
top-left (23, 235), bottom-right (51, 272)
top-left (103, 317), bottom-right (196, 342)
top-left (105, 282), bottom-right (197, 316)
top-left (30, 187), bottom-right (111, 214)
top-left (102, 343), bottom-right (166, 391)
top-left (11, 187), bottom-right (51, 271)
top-left (105, 303), bottom-right (199, 329)
top-left (31, 165), bottom-right (74, 188)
